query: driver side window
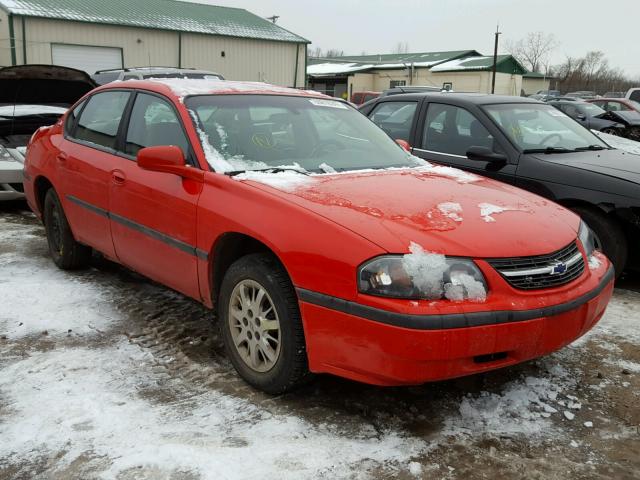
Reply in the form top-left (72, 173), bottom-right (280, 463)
top-left (422, 103), bottom-right (494, 156)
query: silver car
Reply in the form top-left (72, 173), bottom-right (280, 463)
top-left (0, 65), bottom-right (96, 200)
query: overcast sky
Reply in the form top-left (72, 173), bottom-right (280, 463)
top-left (192, 0), bottom-right (640, 78)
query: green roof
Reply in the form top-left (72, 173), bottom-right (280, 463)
top-left (0, 0), bottom-right (309, 43)
top-left (523, 71), bottom-right (553, 79)
top-left (327, 50), bottom-right (479, 66)
top-left (431, 55), bottom-right (528, 74)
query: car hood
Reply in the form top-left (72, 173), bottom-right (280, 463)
top-left (598, 110), bottom-right (640, 126)
top-left (532, 148), bottom-right (640, 184)
top-left (0, 65), bottom-right (96, 105)
top-left (238, 166), bottom-right (580, 257)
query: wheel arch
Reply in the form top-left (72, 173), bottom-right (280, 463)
top-left (208, 232), bottom-right (292, 306)
top-left (33, 175), bottom-right (55, 216)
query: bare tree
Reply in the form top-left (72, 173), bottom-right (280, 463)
top-left (324, 49), bottom-right (344, 58)
top-left (506, 32), bottom-right (558, 73)
top-left (309, 46), bottom-right (323, 58)
top-left (393, 42), bottom-right (410, 54)
top-left (551, 51), bottom-right (636, 94)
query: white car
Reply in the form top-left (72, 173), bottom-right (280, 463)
top-left (0, 65), bottom-right (96, 200)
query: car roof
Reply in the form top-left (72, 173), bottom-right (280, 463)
top-left (370, 91), bottom-right (543, 105)
top-left (95, 78), bottom-right (329, 100)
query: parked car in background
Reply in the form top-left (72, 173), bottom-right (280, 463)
top-left (548, 99), bottom-right (640, 141)
top-left (351, 91), bottom-right (380, 105)
top-left (603, 92), bottom-right (625, 98)
top-left (23, 79), bottom-right (613, 393)
top-left (529, 90), bottom-right (561, 101)
top-left (381, 85), bottom-right (442, 96)
top-left (587, 98), bottom-right (640, 113)
top-left (360, 92), bottom-right (640, 274)
top-left (565, 91), bottom-right (597, 100)
top-left (626, 88), bottom-right (640, 103)
top-left (92, 66), bottom-right (224, 85)
top-left (0, 64), bottom-right (96, 200)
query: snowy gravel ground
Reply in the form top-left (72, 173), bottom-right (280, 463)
top-left (0, 205), bottom-right (639, 480)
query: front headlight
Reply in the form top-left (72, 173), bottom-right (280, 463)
top-left (578, 220), bottom-right (596, 258)
top-left (358, 244), bottom-right (488, 302)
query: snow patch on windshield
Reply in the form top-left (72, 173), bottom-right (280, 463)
top-left (318, 162), bottom-right (337, 174)
top-left (189, 111), bottom-right (268, 173)
top-left (479, 203), bottom-right (528, 222)
top-left (592, 130), bottom-right (640, 155)
top-left (437, 202), bottom-right (463, 222)
top-left (233, 170), bottom-right (314, 190)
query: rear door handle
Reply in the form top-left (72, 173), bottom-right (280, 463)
top-left (111, 170), bottom-right (126, 185)
top-left (56, 153), bottom-right (68, 164)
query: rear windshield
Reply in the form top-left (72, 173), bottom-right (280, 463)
top-left (92, 72), bottom-right (121, 85)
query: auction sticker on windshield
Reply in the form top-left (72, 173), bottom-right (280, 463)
top-left (309, 98), bottom-right (348, 109)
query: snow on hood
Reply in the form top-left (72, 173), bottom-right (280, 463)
top-left (236, 166), bottom-right (579, 257)
top-left (593, 130), bottom-right (640, 155)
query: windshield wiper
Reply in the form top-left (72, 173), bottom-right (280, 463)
top-left (225, 167), bottom-right (310, 177)
top-left (523, 146), bottom-right (573, 154)
top-left (573, 144), bottom-right (606, 151)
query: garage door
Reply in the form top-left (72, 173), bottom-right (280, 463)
top-left (51, 44), bottom-right (122, 75)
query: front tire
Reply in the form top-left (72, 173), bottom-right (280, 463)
top-left (218, 253), bottom-right (310, 394)
top-left (572, 206), bottom-right (627, 277)
top-left (43, 189), bottom-right (91, 270)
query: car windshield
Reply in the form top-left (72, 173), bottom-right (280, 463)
top-left (577, 103), bottom-right (606, 116)
top-left (185, 94), bottom-right (418, 173)
top-left (484, 103), bottom-right (609, 152)
top-left (629, 100), bottom-right (640, 110)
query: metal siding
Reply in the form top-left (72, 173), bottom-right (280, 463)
top-left (182, 33), bottom-right (300, 86)
top-left (23, 17), bottom-right (178, 70)
top-left (0, 9), bottom-right (11, 65)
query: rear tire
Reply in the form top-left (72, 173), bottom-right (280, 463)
top-left (572, 206), bottom-right (627, 277)
top-left (43, 189), bottom-right (91, 270)
top-left (218, 253), bottom-right (310, 394)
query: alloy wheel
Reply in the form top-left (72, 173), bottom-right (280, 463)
top-left (228, 279), bottom-right (281, 373)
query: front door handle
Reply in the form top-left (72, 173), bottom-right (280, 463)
top-left (111, 170), bottom-right (126, 185)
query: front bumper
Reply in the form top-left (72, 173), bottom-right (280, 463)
top-left (0, 155), bottom-right (25, 201)
top-left (298, 264), bottom-right (614, 386)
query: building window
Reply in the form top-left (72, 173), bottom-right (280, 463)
top-left (389, 80), bottom-right (406, 88)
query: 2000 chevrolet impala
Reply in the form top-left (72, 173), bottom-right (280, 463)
top-left (23, 79), bottom-right (614, 393)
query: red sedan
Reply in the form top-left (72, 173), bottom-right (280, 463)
top-left (23, 80), bottom-right (614, 393)
top-left (587, 98), bottom-right (640, 113)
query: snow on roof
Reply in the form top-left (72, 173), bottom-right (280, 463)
top-left (306, 63), bottom-right (375, 76)
top-left (430, 56), bottom-right (496, 72)
top-left (147, 78), bottom-right (319, 98)
top-left (0, 0), bottom-right (309, 43)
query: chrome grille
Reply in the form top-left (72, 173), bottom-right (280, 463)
top-left (488, 242), bottom-right (585, 290)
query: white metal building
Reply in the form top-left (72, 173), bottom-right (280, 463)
top-left (0, 0), bottom-right (309, 87)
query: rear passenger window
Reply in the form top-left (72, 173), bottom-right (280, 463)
top-left (64, 101), bottom-right (85, 136)
top-left (125, 93), bottom-right (190, 158)
top-left (74, 91), bottom-right (130, 150)
top-left (368, 101), bottom-right (417, 142)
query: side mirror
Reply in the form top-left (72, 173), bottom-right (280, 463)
top-left (466, 146), bottom-right (507, 163)
top-left (137, 146), bottom-right (203, 182)
top-left (395, 139), bottom-right (412, 152)
top-left (576, 114), bottom-right (587, 121)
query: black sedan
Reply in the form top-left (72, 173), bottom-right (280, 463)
top-left (360, 92), bottom-right (640, 275)
top-left (547, 99), bottom-right (640, 139)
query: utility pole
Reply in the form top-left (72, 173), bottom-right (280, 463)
top-left (491, 24), bottom-right (501, 94)
top-left (266, 15), bottom-right (280, 23)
